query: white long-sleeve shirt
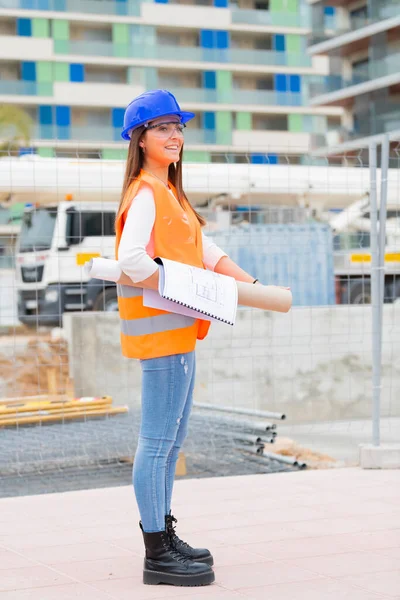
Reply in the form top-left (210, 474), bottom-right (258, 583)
top-left (118, 185), bottom-right (227, 283)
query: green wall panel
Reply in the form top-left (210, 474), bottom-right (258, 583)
top-left (37, 61), bottom-right (52, 82)
top-left (288, 114), bottom-right (303, 132)
top-left (54, 62), bottom-right (69, 81)
top-left (183, 150), bottom-right (211, 163)
top-left (113, 45), bottom-right (130, 58)
top-left (216, 70), bottom-right (232, 90)
top-left (286, 34), bottom-right (302, 53)
top-left (37, 83), bottom-right (53, 96)
top-left (102, 148), bottom-right (128, 160)
top-left (216, 111), bottom-right (232, 132)
top-left (236, 112), bottom-right (252, 130)
top-left (287, 0), bottom-right (298, 13)
top-left (269, 0), bottom-right (281, 12)
top-left (32, 18), bottom-right (49, 38)
top-left (52, 20), bottom-right (69, 40)
top-left (37, 147), bottom-right (55, 157)
top-left (112, 23), bottom-right (129, 44)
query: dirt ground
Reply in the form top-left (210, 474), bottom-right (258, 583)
top-left (0, 332), bottom-right (69, 399)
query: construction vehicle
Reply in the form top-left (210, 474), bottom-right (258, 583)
top-left (1, 156), bottom-right (398, 325)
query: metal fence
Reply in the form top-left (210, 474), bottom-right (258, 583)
top-left (0, 146), bottom-right (399, 496)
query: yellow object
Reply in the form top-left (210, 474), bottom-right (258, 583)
top-left (0, 405), bottom-right (128, 427)
top-left (175, 452), bottom-right (187, 476)
top-left (351, 254), bottom-right (371, 263)
top-left (76, 252), bottom-right (101, 266)
top-left (351, 253), bottom-right (400, 264)
top-left (0, 395), bottom-right (112, 416)
top-left (385, 253), bottom-right (400, 262)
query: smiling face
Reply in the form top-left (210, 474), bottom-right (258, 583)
top-left (139, 115), bottom-right (184, 167)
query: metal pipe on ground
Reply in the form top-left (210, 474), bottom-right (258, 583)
top-left (193, 403), bottom-right (286, 421)
top-left (232, 433), bottom-right (275, 446)
top-left (258, 449), bottom-right (307, 469)
top-left (194, 413), bottom-right (277, 432)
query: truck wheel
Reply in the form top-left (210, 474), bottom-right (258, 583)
top-left (93, 288), bottom-right (118, 312)
top-left (349, 281), bottom-right (371, 304)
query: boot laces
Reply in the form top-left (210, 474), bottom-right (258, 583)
top-left (167, 516), bottom-right (192, 551)
top-left (161, 530), bottom-right (190, 564)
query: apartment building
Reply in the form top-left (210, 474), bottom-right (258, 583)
top-left (308, 0), bottom-right (400, 158)
top-left (0, 0), bottom-right (342, 162)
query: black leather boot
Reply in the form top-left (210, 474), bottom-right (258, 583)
top-left (139, 521), bottom-right (215, 586)
top-left (165, 513), bottom-right (214, 566)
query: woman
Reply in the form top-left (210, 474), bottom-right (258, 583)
top-left (116, 89), bottom-right (260, 587)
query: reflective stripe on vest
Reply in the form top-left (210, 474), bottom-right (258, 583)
top-left (120, 313), bottom-right (196, 337)
top-left (116, 284), bottom-right (142, 298)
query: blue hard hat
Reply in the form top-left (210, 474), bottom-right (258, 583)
top-left (121, 89), bottom-right (195, 141)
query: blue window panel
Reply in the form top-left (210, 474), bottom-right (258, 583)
top-left (53, 0), bottom-right (66, 9)
top-left (203, 71), bottom-right (216, 89)
top-left (21, 62), bottom-right (36, 82)
top-left (37, 0), bottom-right (50, 8)
top-left (57, 126), bottom-right (70, 140)
top-left (70, 64), bottom-right (85, 82)
top-left (324, 6), bottom-right (335, 15)
top-left (154, 0), bottom-right (168, 3)
top-left (200, 30), bottom-right (214, 49)
top-left (251, 154), bottom-right (278, 165)
top-left (274, 74), bottom-right (287, 92)
top-left (17, 18), bottom-right (32, 37)
top-left (39, 105), bottom-right (53, 125)
top-left (116, 0), bottom-right (128, 15)
top-left (214, 0), bottom-right (228, 5)
top-left (19, 147), bottom-right (35, 156)
top-left (56, 106), bottom-right (70, 127)
top-left (112, 108), bottom-right (125, 128)
top-left (289, 75), bottom-right (301, 93)
top-left (203, 112), bottom-right (215, 130)
top-left (251, 154), bottom-right (265, 164)
top-left (273, 34), bottom-right (285, 52)
top-left (21, 0), bottom-right (34, 8)
top-left (216, 30), bottom-right (229, 49)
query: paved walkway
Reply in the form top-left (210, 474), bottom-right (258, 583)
top-left (0, 468), bottom-right (399, 599)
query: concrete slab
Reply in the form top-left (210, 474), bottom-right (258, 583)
top-left (360, 443), bottom-right (400, 469)
top-left (0, 468), bottom-right (399, 599)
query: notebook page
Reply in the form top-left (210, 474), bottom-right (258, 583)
top-left (157, 257), bottom-right (238, 325)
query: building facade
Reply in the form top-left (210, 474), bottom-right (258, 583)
top-left (0, 0), bottom-right (342, 162)
top-left (308, 0), bottom-right (400, 158)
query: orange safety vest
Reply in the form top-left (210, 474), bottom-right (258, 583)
top-left (115, 170), bottom-right (211, 359)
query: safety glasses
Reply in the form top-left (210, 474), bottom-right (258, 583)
top-left (145, 121), bottom-right (186, 138)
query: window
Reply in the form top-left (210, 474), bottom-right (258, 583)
top-left (255, 1), bottom-right (269, 10)
top-left (66, 210), bottom-right (115, 244)
top-left (79, 212), bottom-right (115, 237)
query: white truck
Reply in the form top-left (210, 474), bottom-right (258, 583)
top-left (2, 156), bottom-right (399, 324)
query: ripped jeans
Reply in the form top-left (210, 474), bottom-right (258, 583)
top-left (133, 351), bottom-right (196, 533)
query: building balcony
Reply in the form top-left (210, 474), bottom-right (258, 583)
top-left (311, 107), bottom-right (400, 154)
top-left (171, 87), bottom-right (304, 107)
top-left (309, 0), bottom-right (400, 47)
top-left (54, 40), bottom-right (312, 68)
top-left (0, 79), bottom-right (53, 95)
top-left (0, 0), bottom-right (142, 16)
top-left (231, 8), bottom-right (308, 29)
top-left (309, 53), bottom-right (400, 102)
top-left (0, 79), bottom-right (305, 108)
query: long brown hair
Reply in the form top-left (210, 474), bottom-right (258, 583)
top-left (116, 125), bottom-right (206, 226)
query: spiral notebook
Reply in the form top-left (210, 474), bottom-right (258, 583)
top-left (142, 257), bottom-right (238, 326)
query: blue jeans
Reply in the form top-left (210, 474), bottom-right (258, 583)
top-left (133, 351), bottom-right (196, 533)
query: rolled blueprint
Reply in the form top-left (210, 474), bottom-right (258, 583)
top-left (86, 257), bottom-right (292, 313)
top-left (237, 281), bottom-right (291, 313)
